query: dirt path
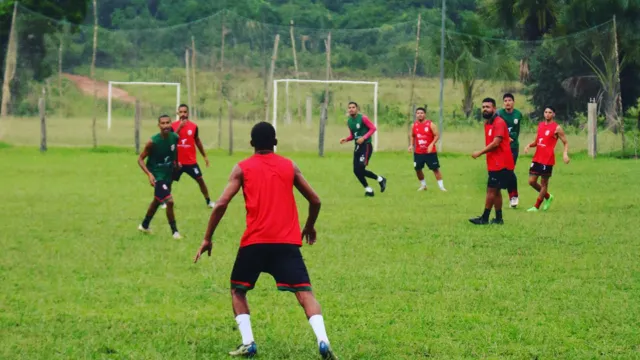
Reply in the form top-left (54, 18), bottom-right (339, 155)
top-left (63, 73), bottom-right (136, 104)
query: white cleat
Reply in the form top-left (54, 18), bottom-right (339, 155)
top-left (440, 187), bottom-right (448, 192)
top-left (417, 186), bottom-right (427, 191)
top-left (138, 224), bottom-right (151, 234)
top-left (161, 203), bottom-right (167, 209)
top-left (172, 232), bottom-right (182, 240)
top-left (510, 197), bottom-right (519, 208)
top-left (208, 201), bottom-right (215, 208)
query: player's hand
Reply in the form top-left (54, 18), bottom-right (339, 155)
top-left (356, 138), bottom-right (365, 145)
top-left (523, 145), bottom-right (530, 154)
top-left (193, 239), bottom-right (213, 263)
top-left (427, 144), bottom-right (435, 153)
top-left (148, 174), bottom-right (156, 186)
top-left (205, 158), bottom-right (210, 167)
top-left (407, 145), bottom-right (413, 153)
top-left (340, 138), bottom-right (347, 144)
top-left (302, 226), bottom-right (316, 245)
top-left (471, 151), bottom-right (482, 159)
top-left (563, 152), bottom-right (570, 164)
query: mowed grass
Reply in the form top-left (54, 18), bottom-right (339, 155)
top-left (1, 145), bottom-right (639, 359)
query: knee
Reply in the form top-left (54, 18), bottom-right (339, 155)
top-left (231, 288), bottom-right (247, 299)
top-left (353, 166), bottom-right (364, 176)
top-left (528, 178), bottom-right (537, 186)
top-left (165, 198), bottom-right (175, 207)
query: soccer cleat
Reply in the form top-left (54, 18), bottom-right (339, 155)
top-left (490, 218), bottom-right (504, 225)
top-left (526, 207), bottom-right (539, 213)
top-left (208, 201), bottom-right (215, 208)
top-left (172, 231), bottom-right (182, 240)
top-left (379, 177), bottom-right (387, 193)
top-left (439, 187), bottom-right (447, 192)
top-left (138, 224), bottom-right (151, 234)
top-left (229, 342), bottom-right (257, 357)
top-left (542, 194), bottom-right (554, 211)
top-left (364, 191), bottom-right (374, 197)
top-left (319, 341), bottom-right (337, 360)
top-left (417, 186), bottom-right (427, 191)
top-left (468, 216), bottom-right (489, 225)
top-left (509, 197), bottom-right (519, 208)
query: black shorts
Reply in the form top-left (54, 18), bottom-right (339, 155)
top-left (173, 163), bottom-right (203, 181)
top-left (154, 180), bottom-right (172, 202)
top-left (511, 148), bottom-right (519, 165)
top-left (530, 162), bottom-right (553, 177)
top-left (414, 153), bottom-right (440, 171)
top-left (487, 169), bottom-right (514, 189)
top-left (354, 142), bottom-right (373, 167)
top-left (230, 244), bottom-right (312, 292)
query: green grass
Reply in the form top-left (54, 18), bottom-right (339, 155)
top-left (1, 146), bottom-right (639, 359)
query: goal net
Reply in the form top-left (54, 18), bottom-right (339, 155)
top-left (272, 79), bottom-right (378, 153)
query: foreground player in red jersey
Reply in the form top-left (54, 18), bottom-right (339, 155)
top-left (170, 104), bottom-right (214, 208)
top-left (523, 106), bottom-right (570, 212)
top-left (193, 122), bottom-right (337, 359)
top-left (408, 107), bottom-right (446, 191)
top-left (469, 98), bottom-right (515, 225)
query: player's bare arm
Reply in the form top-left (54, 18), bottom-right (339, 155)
top-left (194, 165), bottom-right (243, 262)
top-left (428, 124), bottom-right (440, 152)
top-left (556, 125), bottom-right (570, 164)
top-left (293, 163), bottom-right (321, 245)
top-left (472, 136), bottom-right (502, 159)
top-left (194, 134), bottom-right (210, 167)
top-left (408, 132), bottom-right (415, 152)
top-left (137, 140), bottom-right (155, 186)
top-left (523, 135), bottom-right (538, 154)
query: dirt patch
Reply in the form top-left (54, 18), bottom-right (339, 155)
top-left (63, 73), bottom-right (136, 104)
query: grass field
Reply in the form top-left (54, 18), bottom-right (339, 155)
top-left (1, 144), bottom-right (639, 359)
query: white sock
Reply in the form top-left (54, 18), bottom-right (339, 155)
top-left (377, 176), bottom-right (383, 182)
top-left (420, 180), bottom-right (427, 187)
top-left (437, 180), bottom-right (444, 189)
top-left (365, 186), bottom-right (373, 193)
top-left (309, 315), bottom-right (329, 345)
top-left (235, 314), bottom-right (254, 345)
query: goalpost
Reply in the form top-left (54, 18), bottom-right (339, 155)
top-left (107, 81), bottom-right (181, 130)
top-left (272, 79), bottom-right (379, 152)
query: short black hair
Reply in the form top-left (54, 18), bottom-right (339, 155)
top-left (348, 101), bottom-right (358, 107)
top-left (416, 107), bottom-right (426, 113)
top-left (503, 93), bottom-right (514, 101)
top-left (482, 98), bottom-right (496, 106)
top-left (545, 106), bottom-right (556, 113)
top-left (158, 114), bottom-right (171, 122)
top-left (178, 104), bottom-right (189, 110)
top-left (251, 122), bottom-right (277, 150)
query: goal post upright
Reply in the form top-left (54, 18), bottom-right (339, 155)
top-left (107, 81), bottom-right (181, 130)
top-left (272, 79), bottom-right (379, 153)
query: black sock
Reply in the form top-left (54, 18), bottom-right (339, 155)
top-left (205, 197), bottom-right (210, 205)
top-left (142, 216), bottom-right (152, 229)
top-left (169, 221), bottom-right (178, 233)
top-left (496, 210), bottom-right (503, 221)
top-left (482, 208), bottom-right (491, 221)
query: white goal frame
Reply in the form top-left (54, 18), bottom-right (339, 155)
top-left (107, 81), bottom-right (181, 130)
top-left (272, 79), bottom-right (379, 152)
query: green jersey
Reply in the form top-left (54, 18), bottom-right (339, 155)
top-left (497, 108), bottom-right (523, 150)
top-left (146, 132), bottom-right (179, 181)
top-left (347, 114), bottom-right (372, 144)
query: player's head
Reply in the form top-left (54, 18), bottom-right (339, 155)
top-left (544, 106), bottom-right (555, 121)
top-left (178, 104), bottom-right (189, 120)
top-left (158, 115), bottom-right (172, 133)
top-left (250, 121), bottom-right (278, 151)
top-left (503, 93), bottom-right (515, 110)
top-left (481, 98), bottom-right (497, 119)
top-left (415, 107), bottom-right (426, 120)
top-left (348, 102), bottom-right (359, 116)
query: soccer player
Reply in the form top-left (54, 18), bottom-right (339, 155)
top-left (523, 106), bottom-right (570, 212)
top-left (409, 107), bottom-right (446, 191)
top-left (193, 122), bottom-right (337, 359)
top-left (170, 104), bottom-right (214, 208)
top-left (469, 98), bottom-right (515, 225)
top-left (497, 93), bottom-right (523, 208)
top-left (137, 115), bottom-right (182, 239)
top-left (339, 101), bottom-right (387, 197)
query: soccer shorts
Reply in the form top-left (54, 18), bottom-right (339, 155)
top-left (353, 142), bottom-right (373, 168)
top-left (511, 148), bottom-right (519, 165)
top-left (529, 162), bottom-right (553, 177)
top-left (154, 180), bottom-right (172, 202)
top-left (230, 244), bottom-right (312, 293)
top-left (173, 163), bottom-right (203, 181)
top-left (487, 169), bottom-right (514, 189)
top-left (414, 153), bottom-right (440, 171)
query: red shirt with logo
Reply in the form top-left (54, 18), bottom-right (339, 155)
top-left (533, 121), bottom-right (559, 166)
top-left (171, 120), bottom-right (199, 165)
top-left (412, 120), bottom-right (436, 154)
top-left (484, 116), bottom-right (515, 171)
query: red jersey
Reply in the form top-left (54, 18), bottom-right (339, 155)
top-left (412, 120), bottom-right (436, 154)
top-left (484, 116), bottom-right (515, 171)
top-left (533, 121), bottom-right (559, 166)
top-left (171, 120), bottom-right (199, 165)
top-left (238, 153), bottom-right (301, 248)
